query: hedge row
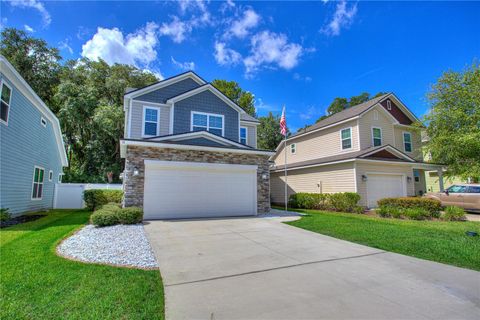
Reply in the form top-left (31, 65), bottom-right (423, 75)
top-left (377, 197), bottom-right (442, 215)
top-left (90, 203), bottom-right (143, 227)
top-left (288, 192), bottom-right (363, 213)
top-left (377, 206), bottom-right (440, 220)
top-left (84, 189), bottom-right (123, 211)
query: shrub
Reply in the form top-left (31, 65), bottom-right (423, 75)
top-left (289, 193), bottom-right (326, 210)
top-left (117, 207), bottom-right (143, 224)
top-left (403, 207), bottom-right (430, 220)
top-left (442, 206), bottom-right (466, 221)
top-left (377, 197), bottom-right (442, 216)
top-left (329, 192), bottom-right (361, 212)
top-left (90, 209), bottom-right (119, 227)
top-left (377, 205), bottom-right (402, 218)
top-left (0, 208), bottom-right (11, 222)
top-left (84, 189), bottom-right (123, 211)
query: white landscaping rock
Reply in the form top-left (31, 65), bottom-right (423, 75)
top-left (57, 224), bottom-right (158, 269)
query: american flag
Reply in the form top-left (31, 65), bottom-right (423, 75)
top-left (280, 106), bottom-right (287, 136)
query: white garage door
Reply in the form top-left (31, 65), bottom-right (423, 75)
top-left (143, 160), bottom-right (258, 219)
top-left (366, 174), bottom-right (406, 208)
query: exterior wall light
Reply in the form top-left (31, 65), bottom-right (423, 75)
top-left (407, 176), bottom-right (412, 183)
top-left (361, 175), bottom-right (368, 182)
top-left (262, 173), bottom-right (268, 180)
top-left (133, 167), bottom-right (139, 177)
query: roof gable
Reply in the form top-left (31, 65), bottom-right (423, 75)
top-left (146, 131), bottom-right (250, 149)
top-left (380, 97), bottom-right (414, 125)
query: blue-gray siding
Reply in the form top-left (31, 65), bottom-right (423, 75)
top-left (164, 137), bottom-right (232, 148)
top-left (135, 78), bottom-right (201, 103)
top-left (0, 73), bottom-right (63, 215)
top-left (173, 90), bottom-right (239, 142)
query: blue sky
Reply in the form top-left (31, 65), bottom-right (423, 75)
top-left (2, 0), bottom-right (479, 132)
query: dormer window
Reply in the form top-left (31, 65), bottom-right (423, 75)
top-left (240, 127), bottom-right (247, 144)
top-left (386, 100), bottom-right (392, 110)
top-left (341, 128), bottom-right (352, 150)
top-left (143, 106), bottom-right (160, 137)
top-left (1, 81), bottom-right (12, 124)
top-left (192, 112), bottom-right (224, 136)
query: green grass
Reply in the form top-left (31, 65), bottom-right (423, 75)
top-left (0, 210), bottom-right (164, 320)
top-left (283, 207), bottom-right (480, 271)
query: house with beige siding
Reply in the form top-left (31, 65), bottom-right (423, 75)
top-left (270, 93), bottom-right (444, 208)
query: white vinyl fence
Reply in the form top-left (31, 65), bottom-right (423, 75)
top-left (54, 183), bottom-right (122, 209)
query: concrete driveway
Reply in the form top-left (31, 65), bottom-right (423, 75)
top-left (144, 216), bottom-right (480, 319)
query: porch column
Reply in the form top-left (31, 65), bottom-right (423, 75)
top-left (437, 169), bottom-right (445, 192)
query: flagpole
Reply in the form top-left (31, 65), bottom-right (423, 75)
top-left (284, 131), bottom-right (288, 213)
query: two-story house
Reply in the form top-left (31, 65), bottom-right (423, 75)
top-left (0, 55), bottom-right (68, 216)
top-left (270, 93), bottom-right (444, 208)
top-left (120, 71), bottom-right (274, 219)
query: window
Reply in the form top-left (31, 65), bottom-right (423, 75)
top-left (240, 127), bottom-right (247, 144)
top-left (290, 143), bottom-right (296, 154)
top-left (447, 185), bottom-right (467, 193)
top-left (386, 100), bottom-right (392, 110)
top-left (372, 127), bottom-right (382, 147)
top-left (1, 81), bottom-right (12, 124)
top-left (341, 128), bottom-right (352, 150)
top-left (41, 117), bottom-right (47, 127)
top-left (32, 167), bottom-right (44, 199)
top-left (413, 169), bottom-right (420, 182)
top-left (403, 132), bottom-right (412, 152)
top-left (143, 106), bottom-right (160, 136)
top-left (49, 170), bottom-right (53, 181)
top-left (467, 186), bottom-right (480, 193)
top-left (192, 112), bottom-right (224, 136)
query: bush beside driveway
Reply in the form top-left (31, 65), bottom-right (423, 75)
top-left (0, 210), bottom-right (164, 320)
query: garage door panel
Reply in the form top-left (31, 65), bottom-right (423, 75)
top-left (366, 174), bottom-right (406, 208)
top-left (144, 161), bottom-right (257, 219)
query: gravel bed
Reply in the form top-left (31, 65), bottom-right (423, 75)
top-left (259, 208), bottom-right (304, 218)
top-left (57, 224), bottom-right (158, 269)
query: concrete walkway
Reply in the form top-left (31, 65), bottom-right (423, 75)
top-left (144, 216), bottom-right (480, 319)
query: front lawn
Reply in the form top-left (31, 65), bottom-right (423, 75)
top-left (284, 208), bottom-right (480, 271)
top-left (0, 210), bottom-right (164, 320)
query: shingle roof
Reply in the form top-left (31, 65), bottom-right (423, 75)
top-left (241, 113), bottom-right (260, 123)
top-left (292, 93), bottom-right (391, 137)
top-left (272, 145), bottom-right (417, 171)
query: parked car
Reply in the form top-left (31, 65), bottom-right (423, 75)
top-left (424, 184), bottom-right (480, 213)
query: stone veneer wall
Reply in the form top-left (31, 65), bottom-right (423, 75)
top-left (123, 146), bottom-right (271, 213)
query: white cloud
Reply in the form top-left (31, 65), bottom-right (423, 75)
top-left (227, 8), bottom-right (260, 39)
top-left (159, 16), bottom-right (192, 43)
top-left (59, 38), bottom-right (73, 54)
top-left (81, 22), bottom-right (159, 66)
top-left (255, 98), bottom-right (280, 114)
top-left (321, 0), bottom-right (357, 36)
top-left (0, 18), bottom-right (7, 30)
top-left (220, 0), bottom-right (236, 13)
top-left (143, 68), bottom-right (164, 80)
top-left (293, 73), bottom-right (312, 82)
top-left (299, 106), bottom-right (321, 120)
top-left (244, 31), bottom-right (303, 76)
top-left (24, 24), bottom-right (34, 32)
top-left (171, 56), bottom-right (195, 70)
top-left (214, 41), bottom-right (242, 66)
top-left (8, 0), bottom-right (51, 26)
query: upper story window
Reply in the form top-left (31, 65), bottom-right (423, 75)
top-left (192, 112), bottom-right (224, 136)
top-left (32, 166), bottom-right (44, 200)
top-left (41, 117), bottom-right (47, 127)
top-left (290, 143), bottom-right (296, 154)
top-left (48, 170), bottom-right (53, 182)
top-left (403, 132), bottom-right (412, 152)
top-left (143, 106), bottom-right (160, 137)
top-left (372, 127), bottom-right (382, 147)
top-left (240, 127), bottom-right (247, 144)
top-left (341, 128), bottom-right (352, 150)
top-left (1, 81), bottom-right (12, 124)
top-left (386, 100), bottom-right (392, 110)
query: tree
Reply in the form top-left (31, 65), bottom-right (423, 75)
top-left (349, 92), bottom-right (371, 107)
top-left (212, 79), bottom-right (256, 116)
top-left (0, 28), bottom-right (62, 108)
top-left (423, 62), bottom-right (480, 180)
top-left (257, 112), bottom-right (288, 150)
top-left (326, 97), bottom-right (348, 115)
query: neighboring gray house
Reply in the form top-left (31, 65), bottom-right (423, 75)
top-left (120, 71), bottom-right (274, 219)
top-left (0, 55), bottom-right (68, 216)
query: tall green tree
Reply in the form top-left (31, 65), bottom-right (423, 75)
top-left (423, 62), bottom-right (480, 180)
top-left (326, 97), bottom-right (349, 115)
top-left (257, 112), bottom-right (288, 150)
top-left (0, 28), bottom-right (62, 108)
top-left (212, 79), bottom-right (256, 116)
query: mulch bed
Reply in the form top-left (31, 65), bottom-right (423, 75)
top-left (0, 215), bottom-right (47, 228)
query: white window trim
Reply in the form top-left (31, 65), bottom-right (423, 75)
top-left (403, 131), bottom-right (412, 153)
top-left (290, 143), bottom-right (296, 155)
top-left (0, 80), bottom-right (12, 126)
top-left (41, 117), bottom-right (47, 127)
top-left (58, 173), bottom-right (64, 183)
top-left (371, 126), bottom-right (382, 147)
top-left (240, 126), bottom-right (248, 145)
top-left (142, 105), bottom-right (161, 138)
top-left (386, 100), bottom-right (392, 110)
top-left (31, 166), bottom-right (45, 200)
top-left (340, 127), bottom-right (353, 151)
top-left (48, 170), bottom-right (53, 182)
top-left (190, 111), bottom-right (225, 136)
